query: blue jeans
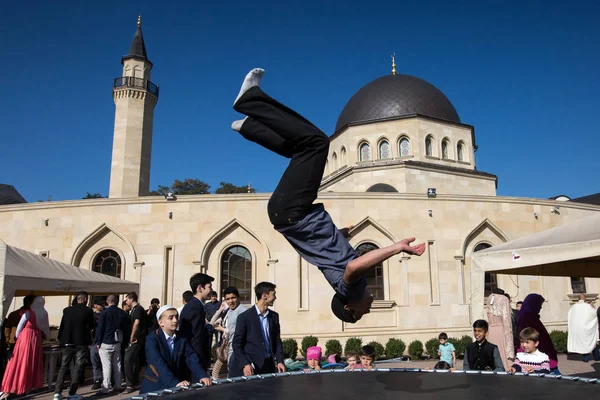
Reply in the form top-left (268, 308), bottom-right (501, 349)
top-left (89, 344), bottom-right (103, 382)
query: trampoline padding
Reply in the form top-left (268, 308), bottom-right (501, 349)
top-left (154, 371), bottom-right (599, 399)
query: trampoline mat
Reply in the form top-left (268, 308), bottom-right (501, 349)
top-left (157, 371), bottom-right (599, 399)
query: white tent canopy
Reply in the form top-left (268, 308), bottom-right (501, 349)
top-left (0, 242), bottom-right (139, 321)
top-left (470, 213), bottom-right (600, 319)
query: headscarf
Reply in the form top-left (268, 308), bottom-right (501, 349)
top-left (306, 346), bottom-right (322, 361)
top-left (518, 293), bottom-right (558, 369)
top-left (31, 296), bottom-right (50, 339)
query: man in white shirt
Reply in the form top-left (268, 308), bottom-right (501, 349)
top-left (568, 294), bottom-right (600, 362)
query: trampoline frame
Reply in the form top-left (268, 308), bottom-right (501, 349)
top-left (129, 367), bottom-right (600, 399)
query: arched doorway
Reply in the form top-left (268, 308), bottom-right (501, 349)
top-left (474, 243), bottom-right (497, 297)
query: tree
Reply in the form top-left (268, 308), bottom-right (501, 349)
top-left (215, 182), bottom-right (255, 194)
top-left (83, 192), bottom-right (104, 199)
top-left (148, 179), bottom-right (210, 196)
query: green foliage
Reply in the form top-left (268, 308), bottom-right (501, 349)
top-left (448, 337), bottom-right (462, 358)
top-left (283, 338), bottom-right (299, 360)
top-left (450, 335), bottom-right (473, 357)
top-left (385, 338), bottom-right (406, 359)
top-left (215, 182), bottom-right (256, 194)
top-left (325, 339), bottom-right (343, 356)
top-left (344, 337), bottom-right (363, 356)
top-left (408, 340), bottom-right (424, 360)
top-left (367, 341), bottom-right (385, 359)
top-left (83, 192), bottom-right (104, 199)
top-left (425, 337), bottom-right (440, 358)
top-left (300, 335), bottom-right (319, 357)
top-left (149, 178), bottom-right (211, 196)
top-left (549, 330), bottom-right (568, 353)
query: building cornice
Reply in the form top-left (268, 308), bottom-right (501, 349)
top-left (2, 192), bottom-right (600, 213)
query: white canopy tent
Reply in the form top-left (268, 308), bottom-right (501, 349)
top-left (0, 242), bottom-right (139, 321)
top-left (470, 213), bottom-right (600, 319)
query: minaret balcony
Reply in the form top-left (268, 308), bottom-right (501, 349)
top-left (113, 77), bottom-right (159, 97)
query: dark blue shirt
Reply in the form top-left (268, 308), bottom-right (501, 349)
top-left (204, 300), bottom-right (222, 321)
top-left (96, 305), bottom-right (130, 346)
top-left (275, 204), bottom-right (365, 300)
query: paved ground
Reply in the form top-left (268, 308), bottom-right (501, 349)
top-left (17, 354), bottom-right (600, 400)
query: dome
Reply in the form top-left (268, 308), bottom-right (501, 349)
top-left (335, 74), bottom-right (460, 133)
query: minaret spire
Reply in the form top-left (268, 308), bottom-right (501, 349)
top-left (391, 53), bottom-right (396, 75)
top-left (137, 14), bottom-right (141, 27)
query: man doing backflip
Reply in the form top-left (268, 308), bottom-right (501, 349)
top-left (232, 68), bottom-right (426, 323)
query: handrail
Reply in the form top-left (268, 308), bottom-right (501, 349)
top-left (113, 76), bottom-right (159, 96)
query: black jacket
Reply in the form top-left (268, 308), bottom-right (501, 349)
top-left (58, 303), bottom-right (95, 346)
top-left (178, 297), bottom-right (210, 369)
top-left (232, 306), bottom-right (284, 373)
top-left (96, 305), bottom-right (130, 346)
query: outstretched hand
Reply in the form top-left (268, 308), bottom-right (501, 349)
top-left (396, 237), bottom-right (426, 256)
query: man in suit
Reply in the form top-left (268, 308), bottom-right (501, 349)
top-left (53, 291), bottom-right (95, 400)
top-left (96, 294), bottom-right (131, 394)
top-left (233, 282), bottom-right (286, 376)
top-left (179, 273), bottom-right (214, 370)
top-left (140, 306), bottom-right (211, 394)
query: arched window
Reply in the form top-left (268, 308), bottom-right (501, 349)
top-left (379, 140), bottom-right (390, 159)
top-left (93, 249), bottom-right (122, 277)
top-left (332, 152), bottom-right (338, 171)
top-left (359, 142), bottom-right (370, 162)
top-left (457, 142), bottom-right (465, 162)
top-left (324, 159), bottom-right (329, 175)
top-left (221, 246), bottom-right (253, 304)
top-left (425, 136), bottom-right (433, 156)
top-left (355, 243), bottom-right (384, 300)
top-left (399, 137), bottom-right (410, 157)
top-left (340, 147), bottom-right (347, 166)
top-left (442, 138), bottom-right (449, 159)
top-left (474, 243), bottom-right (496, 297)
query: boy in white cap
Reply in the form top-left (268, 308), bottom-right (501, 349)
top-left (140, 305), bottom-right (212, 394)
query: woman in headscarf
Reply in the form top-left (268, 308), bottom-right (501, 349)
top-left (486, 292), bottom-right (514, 370)
top-left (0, 296), bottom-right (48, 399)
top-left (518, 293), bottom-right (559, 374)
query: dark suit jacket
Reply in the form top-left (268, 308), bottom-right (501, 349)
top-left (232, 306), bottom-right (284, 372)
top-left (178, 297), bottom-right (210, 369)
top-left (140, 329), bottom-right (208, 394)
top-left (58, 303), bottom-right (95, 346)
top-left (96, 305), bottom-right (131, 346)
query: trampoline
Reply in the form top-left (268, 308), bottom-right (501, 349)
top-left (131, 369), bottom-right (600, 399)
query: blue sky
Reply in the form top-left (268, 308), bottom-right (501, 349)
top-left (1, 0), bottom-right (598, 202)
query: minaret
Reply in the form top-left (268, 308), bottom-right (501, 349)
top-left (109, 15), bottom-right (159, 198)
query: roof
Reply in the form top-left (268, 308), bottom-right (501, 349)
top-left (335, 74), bottom-right (460, 133)
top-left (121, 22), bottom-right (150, 65)
top-left (571, 193), bottom-right (600, 205)
top-left (0, 184), bottom-right (26, 205)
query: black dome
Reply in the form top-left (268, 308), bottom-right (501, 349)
top-left (335, 74), bottom-right (460, 133)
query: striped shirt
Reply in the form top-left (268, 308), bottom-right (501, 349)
top-left (512, 350), bottom-right (551, 373)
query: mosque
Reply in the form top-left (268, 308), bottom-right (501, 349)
top-left (1, 19), bottom-right (599, 345)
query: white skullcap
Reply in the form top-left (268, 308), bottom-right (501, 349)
top-left (156, 305), bottom-right (177, 321)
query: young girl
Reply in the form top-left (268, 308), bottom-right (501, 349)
top-left (304, 346), bottom-right (322, 372)
top-left (345, 352), bottom-right (358, 369)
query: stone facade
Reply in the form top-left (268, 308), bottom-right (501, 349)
top-left (1, 193), bottom-right (599, 347)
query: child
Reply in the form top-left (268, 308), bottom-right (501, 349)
top-left (140, 306), bottom-right (212, 394)
top-left (463, 320), bottom-right (504, 372)
top-left (304, 346), bottom-right (322, 372)
top-left (345, 352), bottom-right (358, 369)
top-left (232, 68), bottom-right (426, 323)
top-left (507, 328), bottom-right (551, 374)
top-left (433, 361), bottom-right (451, 370)
top-left (437, 332), bottom-right (456, 367)
top-left (351, 345), bottom-right (376, 370)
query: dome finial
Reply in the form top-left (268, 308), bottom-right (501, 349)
top-left (137, 14), bottom-right (142, 27)
top-left (391, 52), bottom-right (396, 75)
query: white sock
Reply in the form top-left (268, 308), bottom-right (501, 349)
top-left (231, 117), bottom-right (248, 132)
top-left (234, 68), bottom-right (264, 105)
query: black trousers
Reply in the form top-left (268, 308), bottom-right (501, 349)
top-left (254, 357), bottom-right (275, 375)
top-left (234, 86), bottom-right (329, 226)
top-left (54, 345), bottom-right (88, 395)
top-left (124, 341), bottom-right (144, 387)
